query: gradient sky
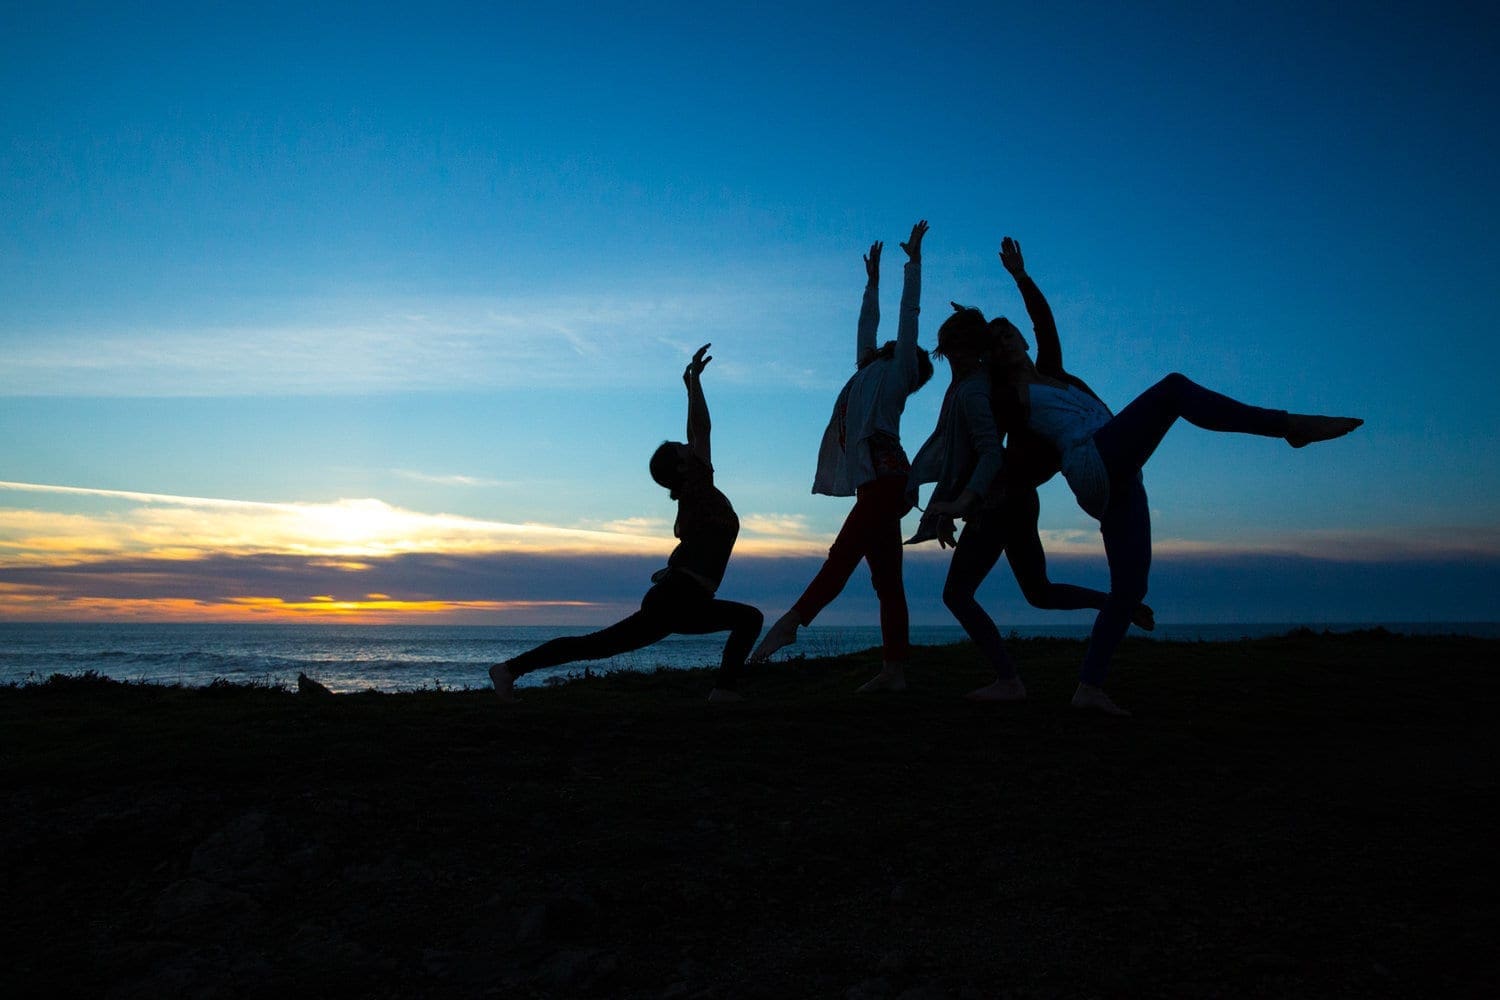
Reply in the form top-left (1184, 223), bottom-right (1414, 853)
top-left (2, 1), bottom-right (1497, 625)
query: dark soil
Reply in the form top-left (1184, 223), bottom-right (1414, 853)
top-left (2, 630), bottom-right (1493, 998)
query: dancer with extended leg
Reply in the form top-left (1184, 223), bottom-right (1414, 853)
top-left (751, 221), bottom-right (935, 692)
top-left (908, 238), bottom-right (1154, 701)
top-left (489, 344), bottom-right (763, 704)
top-left (985, 239), bottom-right (1362, 715)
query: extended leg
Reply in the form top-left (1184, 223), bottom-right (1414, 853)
top-left (490, 603), bottom-right (670, 700)
top-left (751, 481), bottom-right (887, 662)
top-left (1095, 372), bottom-right (1291, 474)
top-left (1003, 490), bottom-right (1155, 630)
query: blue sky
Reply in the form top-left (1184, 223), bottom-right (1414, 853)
top-left (2, 1), bottom-right (1497, 624)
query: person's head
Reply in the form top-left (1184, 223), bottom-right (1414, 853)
top-left (934, 306), bottom-right (990, 364)
top-left (858, 340), bottom-right (936, 394)
top-left (987, 316), bottom-right (1032, 370)
top-left (649, 441), bottom-right (691, 495)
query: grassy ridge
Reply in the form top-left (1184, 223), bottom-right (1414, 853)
top-left (1, 631), bottom-right (1494, 998)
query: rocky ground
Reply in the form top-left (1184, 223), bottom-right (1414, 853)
top-left (1, 630), bottom-right (1494, 998)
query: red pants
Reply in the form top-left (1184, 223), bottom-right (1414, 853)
top-left (793, 475), bottom-right (911, 662)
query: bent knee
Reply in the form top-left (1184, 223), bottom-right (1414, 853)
top-left (1159, 371), bottom-right (1192, 394)
top-left (1018, 583), bottom-right (1055, 609)
top-left (942, 584), bottom-right (977, 614)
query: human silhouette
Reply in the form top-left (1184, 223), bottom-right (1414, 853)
top-left (489, 345), bottom-right (763, 704)
top-left (750, 222), bottom-right (935, 692)
top-left (907, 237), bottom-right (1154, 702)
top-left (965, 239), bottom-right (1362, 715)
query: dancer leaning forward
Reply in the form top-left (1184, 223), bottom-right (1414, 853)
top-left (490, 345), bottom-right (763, 704)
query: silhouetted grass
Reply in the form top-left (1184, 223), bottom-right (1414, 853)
top-left (1, 631), bottom-right (1493, 998)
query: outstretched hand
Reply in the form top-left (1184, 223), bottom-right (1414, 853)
top-left (684, 343), bottom-right (712, 383)
top-left (864, 240), bottom-right (883, 283)
top-left (900, 219), bottom-right (928, 259)
top-left (999, 236), bottom-right (1025, 276)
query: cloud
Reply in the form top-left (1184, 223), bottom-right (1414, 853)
top-left (389, 470), bottom-right (511, 488)
top-left (3, 547), bottom-right (1498, 626)
top-left (0, 275), bottom-right (846, 397)
top-left (0, 480), bottom-right (828, 568)
top-left (738, 513), bottom-right (820, 539)
top-left (6, 478), bottom-right (1498, 624)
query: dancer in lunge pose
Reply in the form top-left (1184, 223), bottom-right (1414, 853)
top-left (489, 345), bottom-right (763, 704)
top-left (907, 238), bottom-right (1153, 702)
top-left (750, 221), bottom-right (935, 692)
top-left (983, 239), bottom-right (1362, 715)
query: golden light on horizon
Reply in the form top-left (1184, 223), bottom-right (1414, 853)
top-left (0, 587), bottom-right (600, 624)
top-left (0, 480), bottom-right (834, 568)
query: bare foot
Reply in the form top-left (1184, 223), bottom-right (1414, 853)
top-left (1071, 683), bottom-right (1130, 717)
top-left (1286, 414), bottom-right (1362, 448)
top-left (965, 676), bottom-right (1027, 702)
top-left (488, 662), bottom-right (518, 703)
top-left (707, 687), bottom-right (744, 704)
top-left (856, 666), bottom-right (907, 693)
top-left (1132, 602), bottom-right (1156, 631)
top-left (750, 609), bottom-right (800, 662)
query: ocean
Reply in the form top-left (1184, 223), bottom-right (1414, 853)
top-left (2, 621), bottom-right (1496, 693)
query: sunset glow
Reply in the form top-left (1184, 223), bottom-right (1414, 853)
top-left (2, 4), bottom-right (1495, 626)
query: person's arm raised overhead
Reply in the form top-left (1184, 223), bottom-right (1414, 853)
top-left (895, 220), bottom-right (928, 380)
top-left (856, 240), bottom-right (882, 366)
top-left (684, 343), bottom-right (713, 464)
top-left (1001, 236), bottom-right (1062, 377)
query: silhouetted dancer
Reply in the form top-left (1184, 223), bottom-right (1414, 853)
top-left (906, 238), bottom-right (1154, 702)
top-left (750, 221), bottom-right (935, 692)
top-left (489, 345), bottom-right (763, 704)
top-left (972, 239), bottom-right (1362, 715)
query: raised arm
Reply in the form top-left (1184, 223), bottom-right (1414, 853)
top-left (856, 240), bottom-right (881, 365)
top-left (895, 220), bottom-right (928, 376)
top-left (1000, 237), bottom-right (1062, 376)
top-left (683, 343), bottom-right (713, 464)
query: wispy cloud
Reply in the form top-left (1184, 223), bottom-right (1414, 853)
top-left (390, 469), bottom-right (511, 488)
top-left (0, 274), bottom-right (846, 397)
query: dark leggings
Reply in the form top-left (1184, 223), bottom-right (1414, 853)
top-left (1079, 372), bottom-right (1289, 685)
top-left (505, 574), bottom-right (764, 690)
top-left (943, 488), bottom-right (1113, 679)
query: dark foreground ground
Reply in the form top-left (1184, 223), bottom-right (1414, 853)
top-left (1, 630), bottom-right (1494, 999)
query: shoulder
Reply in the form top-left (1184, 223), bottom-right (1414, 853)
top-left (956, 376), bottom-right (997, 419)
top-left (681, 455), bottom-right (715, 490)
top-left (957, 372), bottom-right (992, 398)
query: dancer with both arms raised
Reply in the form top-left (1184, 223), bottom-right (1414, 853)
top-left (489, 344), bottom-right (763, 705)
top-left (751, 221), bottom-right (935, 692)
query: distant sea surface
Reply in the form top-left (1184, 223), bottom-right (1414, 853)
top-left (2, 622), bottom-right (1496, 693)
